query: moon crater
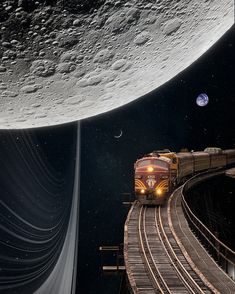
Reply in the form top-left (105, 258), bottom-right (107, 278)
top-left (30, 59), bottom-right (56, 77)
top-left (0, 0), bottom-right (233, 128)
top-left (163, 18), bottom-right (182, 35)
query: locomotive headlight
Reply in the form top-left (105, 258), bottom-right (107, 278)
top-left (156, 189), bottom-right (162, 195)
top-left (147, 166), bottom-right (154, 172)
top-left (140, 189), bottom-right (145, 194)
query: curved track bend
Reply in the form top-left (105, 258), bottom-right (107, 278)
top-left (124, 201), bottom-right (212, 293)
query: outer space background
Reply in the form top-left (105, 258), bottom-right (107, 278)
top-left (78, 24), bottom-right (235, 293)
top-left (0, 22), bottom-right (234, 294)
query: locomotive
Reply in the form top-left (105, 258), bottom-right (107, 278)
top-left (134, 147), bottom-right (235, 205)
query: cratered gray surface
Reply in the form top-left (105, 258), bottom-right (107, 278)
top-left (0, 0), bottom-right (233, 129)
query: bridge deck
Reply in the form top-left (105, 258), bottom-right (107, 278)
top-left (124, 187), bottom-right (235, 293)
top-left (170, 187), bottom-right (235, 293)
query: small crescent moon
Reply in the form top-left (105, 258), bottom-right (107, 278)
top-left (114, 130), bottom-right (123, 139)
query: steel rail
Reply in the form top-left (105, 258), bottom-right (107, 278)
top-left (157, 206), bottom-right (205, 294)
top-left (168, 188), bottom-right (220, 294)
top-left (138, 206), bottom-right (170, 293)
top-left (182, 173), bottom-right (235, 270)
top-left (123, 200), bottom-right (139, 294)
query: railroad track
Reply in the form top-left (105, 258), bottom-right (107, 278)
top-left (136, 204), bottom-right (212, 293)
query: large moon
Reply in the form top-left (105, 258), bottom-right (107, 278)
top-left (0, 0), bottom-right (233, 129)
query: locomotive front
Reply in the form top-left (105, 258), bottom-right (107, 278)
top-left (134, 156), bottom-right (171, 205)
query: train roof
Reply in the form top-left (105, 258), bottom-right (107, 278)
top-left (159, 156), bottom-right (171, 163)
top-left (204, 147), bottom-right (222, 154)
top-left (136, 155), bottom-right (171, 164)
top-left (223, 149), bottom-right (235, 154)
top-left (146, 150), bottom-right (175, 157)
top-left (191, 151), bottom-right (209, 156)
top-left (153, 149), bottom-right (171, 153)
top-left (176, 152), bottom-right (193, 158)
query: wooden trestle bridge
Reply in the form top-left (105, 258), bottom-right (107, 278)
top-left (124, 171), bottom-right (235, 293)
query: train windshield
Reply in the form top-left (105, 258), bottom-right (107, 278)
top-left (137, 159), bottom-right (169, 169)
top-left (152, 159), bottom-right (169, 169)
top-left (137, 159), bottom-right (152, 167)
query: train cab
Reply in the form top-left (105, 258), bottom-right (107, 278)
top-left (134, 155), bottom-right (171, 205)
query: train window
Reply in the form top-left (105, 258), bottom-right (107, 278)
top-left (137, 159), bottom-right (169, 169)
top-left (137, 159), bottom-right (152, 167)
top-left (152, 159), bottom-right (169, 169)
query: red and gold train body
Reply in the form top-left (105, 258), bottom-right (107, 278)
top-left (134, 148), bottom-right (235, 205)
top-left (135, 155), bottom-right (172, 205)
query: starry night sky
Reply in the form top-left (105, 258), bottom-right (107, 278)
top-left (78, 24), bottom-right (235, 293)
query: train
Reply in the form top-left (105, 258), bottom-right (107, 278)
top-left (134, 147), bottom-right (235, 205)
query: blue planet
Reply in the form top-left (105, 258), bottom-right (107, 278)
top-left (196, 93), bottom-right (209, 106)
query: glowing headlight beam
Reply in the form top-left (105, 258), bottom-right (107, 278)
top-left (156, 189), bottom-right (162, 195)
